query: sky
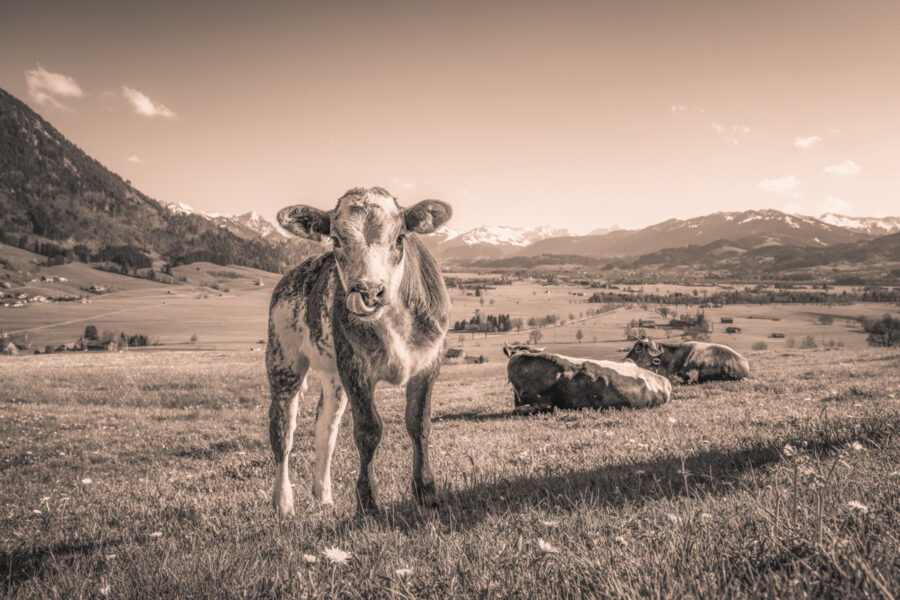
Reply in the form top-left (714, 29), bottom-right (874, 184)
top-left (1, 0), bottom-right (898, 233)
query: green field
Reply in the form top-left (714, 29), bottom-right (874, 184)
top-left (4, 247), bottom-right (897, 362)
top-left (2, 348), bottom-right (899, 598)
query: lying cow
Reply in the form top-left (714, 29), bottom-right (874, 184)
top-left (503, 344), bottom-right (671, 413)
top-left (268, 187), bottom-right (452, 515)
top-left (625, 339), bottom-right (750, 383)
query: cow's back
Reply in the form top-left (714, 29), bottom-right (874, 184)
top-left (681, 342), bottom-right (750, 381)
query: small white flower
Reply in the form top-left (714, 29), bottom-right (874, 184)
top-left (302, 553), bottom-right (317, 564)
top-left (615, 535), bottom-right (628, 546)
top-left (537, 538), bottom-right (559, 553)
top-left (81, 478), bottom-right (92, 484)
top-left (847, 501), bottom-right (868, 513)
top-left (604, 431), bottom-right (614, 436)
top-left (395, 567), bottom-right (413, 577)
top-left (850, 441), bottom-right (864, 451)
top-left (32, 509), bottom-right (42, 515)
top-left (700, 513), bottom-right (713, 520)
top-left (324, 547), bottom-right (351, 564)
top-left (540, 520), bottom-right (559, 527)
top-left (99, 584), bottom-right (111, 596)
top-left (149, 531), bottom-right (163, 538)
top-left (668, 417), bottom-right (677, 424)
top-left (782, 444), bottom-right (796, 457)
top-left (40, 496), bottom-right (50, 503)
top-left (105, 554), bottom-right (117, 560)
top-left (667, 513), bottom-right (680, 524)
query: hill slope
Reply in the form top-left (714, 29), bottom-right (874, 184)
top-left (0, 88), bottom-right (319, 272)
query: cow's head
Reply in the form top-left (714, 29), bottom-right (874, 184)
top-left (278, 187), bottom-right (452, 320)
top-left (502, 343), bottom-right (545, 358)
top-left (624, 339), bottom-right (664, 369)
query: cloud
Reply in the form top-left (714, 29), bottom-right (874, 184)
top-left (794, 136), bottom-right (822, 149)
top-left (390, 176), bottom-right (415, 190)
top-left (818, 196), bottom-right (854, 214)
top-left (823, 160), bottom-right (861, 176)
top-left (670, 104), bottom-right (705, 113)
top-left (712, 122), bottom-right (751, 145)
top-left (127, 154), bottom-right (143, 163)
top-left (25, 64), bottom-right (84, 109)
top-left (758, 175), bottom-right (803, 198)
top-left (456, 188), bottom-right (478, 200)
top-left (122, 86), bottom-right (176, 118)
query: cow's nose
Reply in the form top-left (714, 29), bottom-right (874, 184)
top-left (353, 281), bottom-right (386, 307)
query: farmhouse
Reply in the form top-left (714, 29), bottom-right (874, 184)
top-left (770, 332), bottom-right (785, 338)
top-left (725, 326), bottom-right (742, 334)
top-left (2, 341), bottom-right (18, 355)
top-left (638, 319), bottom-right (657, 328)
top-left (720, 317), bottom-right (734, 324)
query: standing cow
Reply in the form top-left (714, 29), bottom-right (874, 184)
top-left (503, 344), bottom-right (671, 413)
top-left (625, 339), bottom-right (750, 383)
top-left (267, 187), bottom-right (452, 515)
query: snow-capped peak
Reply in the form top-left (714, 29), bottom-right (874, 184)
top-left (819, 213), bottom-right (900, 234)
top-left (453, 225), bottom-right (571, 247)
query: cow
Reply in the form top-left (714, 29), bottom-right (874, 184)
top-left (267, 187), bottom-right (452, 516)
top-left (625, 339), bottom-right (750, 383)
top-left (503, 344), bottom-right (671, 413)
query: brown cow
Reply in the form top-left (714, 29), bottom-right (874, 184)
top-left (503, 344), bottom-right (672, 413)
top-left (625, 340), bottom-right (750, 383)
top-left (267, 187), bottom-right (451, 515)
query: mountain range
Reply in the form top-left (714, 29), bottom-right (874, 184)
top-left (1, 85), bottom-right (897, 277)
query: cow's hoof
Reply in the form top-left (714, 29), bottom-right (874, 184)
top-left (272, 493), bottom-right (295, 516)
top-left (311, 483), bottom-right (333, 505)
top-left (413, 480), bottom-right (438, 508)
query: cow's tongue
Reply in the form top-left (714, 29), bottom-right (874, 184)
top-left (346, 291), bottom-right (377, 316)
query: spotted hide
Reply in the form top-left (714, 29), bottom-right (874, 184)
top-left (267, 187), bottom-right (451, 515)
top-left (625, 340), bottom-right (750, 383)
top-left (503, 344), bottom-right (671, 414)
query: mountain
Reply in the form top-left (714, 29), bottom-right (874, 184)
top-left (427, 225), bottom-right (572, 260)
top-left (0, 87), bottom-right (320, 272)
top-left (819, 213), bottom-right (900, 235)
top-left (518, 210), bottom-right (869, 259)
top-left (619, 231), bottom-right (900, 277)
top-left (587, 225), bottom-right (621, 236)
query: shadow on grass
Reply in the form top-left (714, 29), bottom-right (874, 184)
top-left (331, 413), bottom-right (898, 535)
top-left (1, 540), bottom-right (100, 589)
top-left (433, 410), bottom-right (523, 423)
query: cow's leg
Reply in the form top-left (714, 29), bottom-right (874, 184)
top-left (268, 346), bottom-right (309, 516)
top-left (405, 363), bottom-right (439, 507)
top-left (344, 373), bottom-right (381, 515)
top-left (311, 375), bottom-right (347, 504)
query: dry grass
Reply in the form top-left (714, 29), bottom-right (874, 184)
top-left (2, 348), bottom-right (899, 598)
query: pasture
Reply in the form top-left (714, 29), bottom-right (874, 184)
top-left (2, 347), bottom-right (899, 598)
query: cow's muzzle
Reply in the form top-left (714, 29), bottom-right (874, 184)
top-left (346, 281), bottom-right (388, 317)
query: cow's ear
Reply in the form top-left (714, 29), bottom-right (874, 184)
top-left (277, 205), bottom-right (331, 240)
top-left (503, 345), bottom-right (515, 358)
top-left (403, 200), bottom-right (452, 234)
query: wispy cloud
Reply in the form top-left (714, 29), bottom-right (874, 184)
top-left (670, 104), bottom-right (705, 113)
top-left (819, 196), bottom-right (854, 214)
top-left (712, 122), bottom-right (750, 145)
top-left (456, 188), bottom-right (478, 200)
top-left (127, 154), bottom-right (143, 163)
top-left (823, 160), bottom-right (861, 176)
top-left (25, 64), bottom-right (84, 109)
top-left (758, 175), bottom-right (803, 198)
top-left (390, 176), bottom-right (415, 190)
top-left (122, 86), bottom-right (176, 118)
top-left (794, 135), bottom-right (822, 149)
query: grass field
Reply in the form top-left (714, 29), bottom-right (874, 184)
top-left (2, 347), bottom-right (899, 598)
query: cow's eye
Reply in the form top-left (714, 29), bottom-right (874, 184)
top-left (395, 234), bottom-right (405, 249)
top-left (331, 236), bottom-right (341, 249)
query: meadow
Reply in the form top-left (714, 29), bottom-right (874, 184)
top-left (2, 347), bottom-right (899, 598)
